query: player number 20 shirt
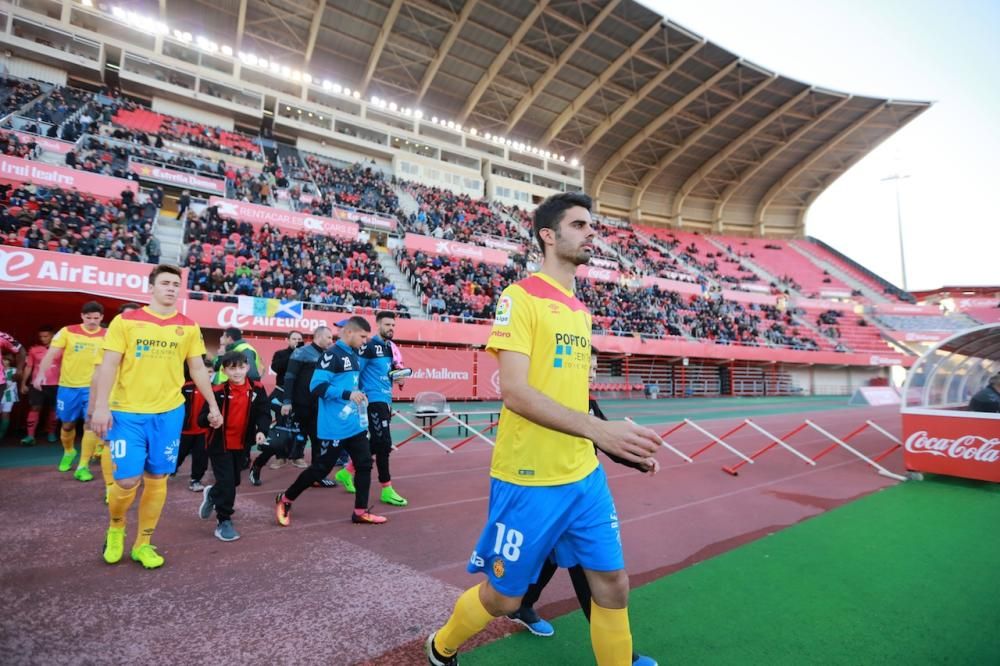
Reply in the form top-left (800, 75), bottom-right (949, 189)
top-left (104, 307), bottom-right (206, 414)
top-left (486, 272), bottom-right (597, 486)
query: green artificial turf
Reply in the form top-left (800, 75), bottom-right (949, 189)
top-left (466, 476), bottom-right (1000, 665)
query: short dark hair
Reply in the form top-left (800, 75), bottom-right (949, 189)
top-left (38, 324), bottom-right (54, 333)
top-left (81, 301), bottom-right (104, 315)
top-left (148, 264), bottom-right (182, 285)
top-left (117, 302), bottom-right (141, 315)
top-left (220, 350), bottom-right (249, 368)
top-left (533, 192), bottom-right (593, 255)
top-left (376, 310), bottom-right (395, 322)
top-left (342, 316), bottom-right (371, 332)
top-left (287, 330), bottom-right (304, 339)
top-left (223, 327), bottom-right (243, 340)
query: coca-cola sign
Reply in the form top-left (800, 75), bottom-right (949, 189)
top-left (901, 412), bottom-right (1000, 482)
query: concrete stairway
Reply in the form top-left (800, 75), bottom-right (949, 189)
top-left (377, 249), bottom-right (427, 318)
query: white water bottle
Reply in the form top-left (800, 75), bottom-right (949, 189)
top-left (358, 398), bottom-right (369, 429)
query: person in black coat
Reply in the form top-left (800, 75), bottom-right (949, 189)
top-left (969, 374), bottom-right (1000, 413)
top-left (197, 352), bottom-right (270, 542)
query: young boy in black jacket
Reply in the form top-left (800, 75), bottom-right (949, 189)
top-left (197, 352), bottom-right (270, 542)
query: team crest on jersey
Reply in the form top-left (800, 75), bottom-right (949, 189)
top-left (175, 326), bottom-right (185, 337)
top-left (495, 295), bottom-right (512, 325)
top-left (492, 557), bottom-right (505, 579)
top-left (343, 357), bottom-right (352, 370)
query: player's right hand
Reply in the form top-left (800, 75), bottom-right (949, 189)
top-left (31, 377), bottom-right (43, 391)
top-left (91, 407), bottom-right (113, 439)
top-left (590, 419), bottom-right (661, 465)
top-left (349, 391), bottom-right (367, 405)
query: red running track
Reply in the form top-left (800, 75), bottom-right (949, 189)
top-left (0, 405), bottom-right (904, 665)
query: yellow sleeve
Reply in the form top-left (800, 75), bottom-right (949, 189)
top-left (104, 316), bottom-right (128, 354)
top-left (50, 327), bottom-right (70, 350)
top-left (486, 285), bottom-right (533, 357)
top-left (186, 324), bottom-right (207, 360)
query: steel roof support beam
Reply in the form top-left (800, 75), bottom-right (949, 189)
top-left (302, 0), bottom-right (326, 67)
top-left (591, 59), bottom-right (739, 196)
top-left (630, 74), bottom-right (776, 218)
top-left (415, 0), bottom-right (478, 105)
top-left (753, 102), bottom-right (887, 234)
top-left (579, 40), bottom-right (703, 157)
top-left (671, 86), bottom-right (818, 222)
top-left (235, 0), bottom-right (247, 52)
top-left (501, 0), bottom-right (622, 134)
top-left (458, 0), bottom-right (550, 124)
top-left (540, 19), bottom-right (662, 146)
top-left (360, 0), bottom-right (404, 96)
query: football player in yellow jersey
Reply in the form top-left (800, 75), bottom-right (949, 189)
top-left (34, 301), bottom-right (106, 479)
top-left (427, 193), bottom-right (662, 666)
top-left (91, 266), bottom-right (223, 570)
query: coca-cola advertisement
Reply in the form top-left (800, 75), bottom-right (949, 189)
top-left (901, 412), bottom-right (1000, 482)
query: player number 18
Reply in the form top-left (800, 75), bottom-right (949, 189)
top-left (493, 522), bottom-right (524, 562)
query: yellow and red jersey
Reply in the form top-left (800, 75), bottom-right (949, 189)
top-left (485, 272), bottom-right (596, 486)
top-left (50, 325), bottom-right (106, 388)
top-left (104, 307), bottom-right (206, 414)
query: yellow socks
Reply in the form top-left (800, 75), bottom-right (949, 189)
top-left (590, 602), bottom-right (632, 666)
top-left (107, 482), bottom-right (138, 529)
top-left (78, 431), bottom-right (100, 470)
top-left (434, 584), bottom-right (496, 657)
top-left (99, 446), bottom-right (114, 489)
top-left (59, 427), bottom-right (76, 453)
top-left (134, 475), bottom-right (167, 550)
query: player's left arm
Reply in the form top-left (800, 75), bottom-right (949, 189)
top-left (188, 355), bottom-right (223, 428)
top-left (251, 384), bottom-right (271, 440)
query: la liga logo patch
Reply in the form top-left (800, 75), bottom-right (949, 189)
top-left (494, 295), bottom-right (512, 325)
top-left (492, 557), bottom-right (506, 579)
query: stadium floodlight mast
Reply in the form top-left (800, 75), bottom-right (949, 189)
top-left (881, 173), bottom-right (911, 291)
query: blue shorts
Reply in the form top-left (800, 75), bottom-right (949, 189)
top-left (56, 386), bottom-right (90, 423)
top-left (107, 405), bottom-right (184, 480)
top-left (467, 465), bottom-right (623, 597)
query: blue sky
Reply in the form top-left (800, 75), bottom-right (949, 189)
top-left (646, 0), bottom-right (1000, 291)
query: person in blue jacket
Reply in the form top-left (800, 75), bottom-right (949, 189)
top-left (336, 310), bottom-right (409, 506)
top-left (274, 316), bottom-right (387, 526)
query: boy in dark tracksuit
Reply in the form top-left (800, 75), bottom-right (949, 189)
top-left (274, 316), bottom-right (387, 526)
top-left (177, 371), bottom-right (209, 492)
top-left (508, 352), bottom-right (659, 666)
top-left (197, 352), bottom-right (270, 542)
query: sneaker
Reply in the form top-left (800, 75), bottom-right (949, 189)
top-left (58, 449), bottom-right (78, 472)
top-left (103, 527), bottom-right (125, 564)
top-left (73, 467), bottom-right (94, 482)
top-left (507, 607), bottom-right (555, 637)
top-left (335, 467), bottom-right (355, 493)
top-left (131, 544), bottom-right (165, 569)
top-left (312, 478), bottom-right (337, 488)
top-left (425, 632), bottom-right (459, 666)
top-left (248, 465), bottom-right (261, 486)
top-left (189, 479), bottom-right (205, 492)
top-left (19, 435), bottom-right (35, 447)
top-left (380, 485), bottom-right (408, 506)
top-left (47, 432), bottom-right (59, 443)
top-left (198, 485), bottom-right (215, 520)
top-left (633, 655), bottom-right (658, 666)
top-left (214, 519), bottom-right (241, 542)
top-left (275, 493), bottom-right (292, 527)
top-left (268, 458), bottom-right (286, 470)
top-left (291, 457), bottom-right (308, 468)
top-left (352, 509), bottom-right (387, 525)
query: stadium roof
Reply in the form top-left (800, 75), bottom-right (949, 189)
top-left (167, 0), bottom-right (930, 235)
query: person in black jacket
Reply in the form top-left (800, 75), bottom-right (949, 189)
top-left (176, 189), bottom-right (191, 220)
top-left (506, 351), bottom-right (659, 666)
top-left (969, 374), bottom-right (1000, 413)
top-left (270, 330), bottom-right (303, 388)
top-left (280, 325), bottom-right (333, 469)
top-left (196, 352), bottom-right (270, 542)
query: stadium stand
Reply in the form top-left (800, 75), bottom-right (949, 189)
top-left (399, 181), bottom-right (520, 244)
top-left (0, 78), bottom-right (43, 114)
top-left (306, 154), bottom-right (400, 217)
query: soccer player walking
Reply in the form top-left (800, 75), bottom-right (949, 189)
top-left (426, 193), bottom-right (661, 666)
top-left (33, 301), bottom-right (107, 479)
top-left (337, 310), bottom-right (408, 506)
top-left (91, 265), bottom-right (222, 570)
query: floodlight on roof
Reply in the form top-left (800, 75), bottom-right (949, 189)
top-left (352, 91), bottom-right (360, 99)
top-left (414, 110), bottom-right (424, 119)
top-left (221, 45), bottom-right (233, 57)
top-left (112, 7), bottom-right (126, 19)
top-left (371, 95), bottom-right (380, 105)
top-left (258, 59), bottom-right (268, 69)
top-left (446, 120), bottom-right (455, 129)
top-left (469, 128), bottom-right (477, 136)
top-left (280, 65), bottom-right (291, 77)
top-left (322, 79), bottom-right (332, 90)
top-left (570, 158), bottom-right (579, 167)
top-left (302, 73), bottom-right (313, 84)
top-left (81, 0), bottom-right (93, 7)
top-left (484, 132), bottom-right (491, 140)
top-left (332, 83), bottom-right (342, 94)
top-left (388, 101), bottom-right (397, 112)
top-left (342, 87), bottom-right (351, 95)
top-left (431, 116), bottom-right (438, 123)
top-left (270, 62), bottom-right (281, 73)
